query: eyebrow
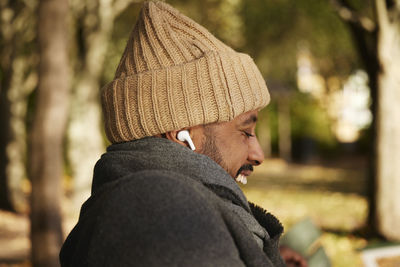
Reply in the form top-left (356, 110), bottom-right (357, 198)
top-left (241, 115), bottom-right (258, 126)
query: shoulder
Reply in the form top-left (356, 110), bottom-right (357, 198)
top-left (95, 169), bottom-right (226, 235)
top-left (100, 169), bottom-right (218, 214)
top-left (86, 170), bottom-right (243, 266)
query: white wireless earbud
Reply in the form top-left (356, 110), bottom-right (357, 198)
top-left (177, 130), bottom-right (196, 151)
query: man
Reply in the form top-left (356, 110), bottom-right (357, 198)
top-left (60, 1), bottom-right (306, 266)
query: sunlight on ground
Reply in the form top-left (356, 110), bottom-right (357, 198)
top-left (243, 159), bottom-right (369, 267)
top-left (244, 188), bottom-right (367, 231)
top-left (244, 188), bottom-right (367, 267)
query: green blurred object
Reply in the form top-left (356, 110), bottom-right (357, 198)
top-left (308, 247), bottom-right (330, 267)
top-left (280, 218), bottom-right (321, 256)
top-left (281, 218), bottom-right (331, 267)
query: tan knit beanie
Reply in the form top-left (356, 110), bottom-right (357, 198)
top-left (101, 0), bottom-right (270, 143)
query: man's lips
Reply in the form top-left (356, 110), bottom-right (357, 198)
top-left (235, 165), bottom-right (253, 184)
top-left (236, 164), bottom-right (253, 177)
top-left (240, 170), bottom-right (252, 177)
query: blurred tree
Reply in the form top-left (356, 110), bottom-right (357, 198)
top-left (374, 0), bottom-right (400, 240)
top-left (241, 0), bottom-right (359, 82)
top-left (0, 0), bottom-right (37, 212)
top-left (257, 109), bottom-right (272, 157)
top-left (268, 83), bottom-right (293, 161)
top-left (67, 0), bottom-right (139, 209)
top-left (0, 0), bottom-right (18, 212)
top-left (277, 91), bottom-right (292, 162)
top-left (240, 0), bottom-right (353, 158)
top-left (331, 0), bottom-right (400, 240)
top-left (29, 0), bottom-right (70, 265)
top-left (330, 0), bottom-right (379, 236)
top-left (169, 0), bottom-right (244, 49)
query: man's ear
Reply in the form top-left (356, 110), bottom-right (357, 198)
top-left (165, 129), bottom-right (189, 148)
top-left (164, 126), bottom-right (203, 151)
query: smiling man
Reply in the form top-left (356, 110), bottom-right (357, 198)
top-left (166, 110), bottom-right (263, 184)
top-left (60, 1), bottom-right (296, 266)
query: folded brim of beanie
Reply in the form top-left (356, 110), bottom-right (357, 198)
top-left (101, 50), bottom-right (270, 143)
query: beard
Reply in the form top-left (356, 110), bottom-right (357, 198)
top-left (199, 125), bottom-right (229, 173)
top-left (199, 125), bottom-right (254, 179)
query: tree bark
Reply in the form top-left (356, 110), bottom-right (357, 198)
top-left (330, 0), bottom-right (380, 235)
top-left (0, 45), bottom-right (15, 212)
top-left (29, 0), bottom-right (70, 265)
top-left (0, 0), bottom-right (21, 213)
top-left (346, 17), bottom-right (380, 237)
top-left (375, 0), bottom-right (400, 240)
top-left (0, 0), bottom-right (37, 213)
top-left (67, 0), bottom-right (134, 210)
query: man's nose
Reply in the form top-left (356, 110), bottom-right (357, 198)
top-left (248, 137), bottom-right (264, 166)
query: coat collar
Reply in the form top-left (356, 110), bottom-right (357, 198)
top-left (93, 137), bottom-right (250, 211)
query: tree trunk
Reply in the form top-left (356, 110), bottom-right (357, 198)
top-left (68, 74), bottom-right (104, 209)
top-left (67, 0), bottom-right (122, 210)
top-left (0, 0), bottom-right (21, 213)
top-left (341, 12), bottom-right (379, 235)
top-left (375, 0), bottom-right (400, 241)
top-left (278, 95), bottom-right (292, 162)
top-left (29, 0), bottom-right (70, 265)
top-left (258, 111), bottom-right (272, 158)
top-left (0, 0), bottom-right (37, 213)
top-left (0, 48), bottom-right (15, 212)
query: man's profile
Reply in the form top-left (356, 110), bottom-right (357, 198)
top-left (60, 1), bottom-right (306, 266)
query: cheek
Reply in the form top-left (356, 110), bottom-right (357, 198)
top-left (222, 136), bottom-right (249, 163)
top-left (229, 146), bottom-right (248, 177)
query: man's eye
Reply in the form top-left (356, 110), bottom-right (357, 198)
top-left (242, 131), bottom-right (254, 138)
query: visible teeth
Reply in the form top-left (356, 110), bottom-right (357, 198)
top-left (236, 175), bottom-right (242, 182)
top-left (236, 174), bottom-right (247, 185)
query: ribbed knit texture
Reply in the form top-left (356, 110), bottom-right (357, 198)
top-left (101, 0), bottom-right (270, 143)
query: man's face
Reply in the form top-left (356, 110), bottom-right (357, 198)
top-left (197, 110), bottom-right (264, 180)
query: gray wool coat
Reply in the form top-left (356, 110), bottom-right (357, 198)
top-left (60, 137), bottom-right (286, 267)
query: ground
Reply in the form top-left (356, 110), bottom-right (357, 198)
top-left (242, 158), bottom-right (369, 267)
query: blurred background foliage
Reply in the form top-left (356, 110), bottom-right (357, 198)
top-left (2, 0), bottom-right (400, 266)
top-left (105, 0), bottom-right (368, 157)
